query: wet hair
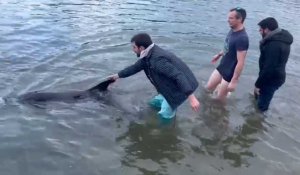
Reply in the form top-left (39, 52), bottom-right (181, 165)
top-left (258, 17), bottom-right (279, 31)
top-left (131, 33), bottom-right (153, 48)
top-left (230, 7), bottom-right (247, 23)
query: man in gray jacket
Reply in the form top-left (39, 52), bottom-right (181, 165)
top-left (108, 33), bottom-right (200, 119)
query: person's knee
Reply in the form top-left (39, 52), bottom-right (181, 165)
top-left (256, 87), bottom-right (277, 112)
top-left (149, 94), bottom-right (164, 109)
top-left (206, 71), bottom-right (222, 91)
top-left (257, 102), bottom-right (268, 112)
top-left (257, 98), bottom-right (269, 112)
top-left (158, 109), bottom-right (176, 119)
top-left (158, 101), bottom-right (176, 119)
top-left (205, 83), bottom-right (214, 92)
top-left (206, 81), bottom-right (219, 92)
top-left (217, 83), bottom-right (228, 98)
top-left (158, 107), bottom-right (176, 119)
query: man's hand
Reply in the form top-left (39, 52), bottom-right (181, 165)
top-left (107, 74), bottom-right (119, 81)
top-left (211, 52), bottom-right (223, 64)
top-left (188, 94), bottom-right (200, 112)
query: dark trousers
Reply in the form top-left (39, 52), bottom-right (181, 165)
top-left (255, 85), bottom-right (280, 112)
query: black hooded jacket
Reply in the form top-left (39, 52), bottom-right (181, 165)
top-left (255, 29), bottom-right (293, 88)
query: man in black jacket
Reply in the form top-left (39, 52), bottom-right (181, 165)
top-left (254, 17), bottom-right (293, 111)
top-left (108, 33), bottom-right (200, 119)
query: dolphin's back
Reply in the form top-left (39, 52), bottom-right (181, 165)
top-left (18, 91), bottom-right (91, 103)
top-left (18, 79), bottom-right (115, 103)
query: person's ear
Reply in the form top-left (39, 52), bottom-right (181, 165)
top-left (139, 46), bottom-right (145, 51)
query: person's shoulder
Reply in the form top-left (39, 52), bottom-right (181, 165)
top-left (152, 45), bottom-right (173, 58)
top-left (151, 45), bottom-right (163, 55)
top-left (240, 28), bottom-right (249, 37)
top-left (153, 45), bottom-right (168, 53)
top-left (237, 31), bottom-right (249, 41)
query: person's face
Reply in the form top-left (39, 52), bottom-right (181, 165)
top-left (131, 42), bottom-right (144, 57)
top-left (259, 27), bottom-right (268, 38)
top-left (227, 11), bottom-right (242, 29)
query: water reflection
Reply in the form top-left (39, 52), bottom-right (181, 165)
top-left (192, 94), bottom-right (266, 167)
top-left (117, 118), bottom-right (183, 174)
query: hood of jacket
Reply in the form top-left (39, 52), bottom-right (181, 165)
top-left (261, 28), bottom-right (293, 46)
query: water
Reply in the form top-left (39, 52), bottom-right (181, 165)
top-left (0, 0), bottom-right (300, 174)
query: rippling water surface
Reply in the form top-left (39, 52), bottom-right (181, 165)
top-left (0, 0), bottom-right (300, 174)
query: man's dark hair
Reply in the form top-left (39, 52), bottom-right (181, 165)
top-left (230, 7), bottom-right (247, 23)
top-left (131, 33), bottom-right (153, 48)
top-left (258, 17), bottom-right (279, 31)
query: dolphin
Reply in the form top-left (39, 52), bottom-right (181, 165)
top-left (13, 78), bottom-right (148, 117)
top-left (18, 79), bottom-right (115, 103)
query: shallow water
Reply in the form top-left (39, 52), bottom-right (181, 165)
top-left (0, 0), bottom-right (300, 174)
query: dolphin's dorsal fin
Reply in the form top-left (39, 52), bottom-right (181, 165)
top-left (88, 79), bottom-right (115, 91)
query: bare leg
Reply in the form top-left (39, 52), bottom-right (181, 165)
top-left (217, 78), bottom-right (229, 102)
top-left (205, 69), bottom-right (222, 92)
